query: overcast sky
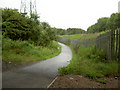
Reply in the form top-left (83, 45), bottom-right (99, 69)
top-left (0, 0), bottom-right (119, 30)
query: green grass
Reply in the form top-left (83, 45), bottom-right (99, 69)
top-left (59, 45), bottom-right (119, 80)
top-left (60, 31), bottom-right (108, 41)
top-left (2, 38), bottom-right (61, 66)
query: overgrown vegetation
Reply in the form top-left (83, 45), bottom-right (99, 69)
top-left (2, 8), bottom-right (55, 46)
top-left (59, 31), bottom-right (108, 41)
top-left (59, 45), bottom-right (119, 80)
top-left (60, 33), bottom-right (100, 41)
top-left (2, 38), bottom-right (61, 65)
top-left (1, 8), bottom-right (61, 70)
top-left (87, 13), bottom-right (120, 33)
top-left (58, 12), bottom-right (120, 82)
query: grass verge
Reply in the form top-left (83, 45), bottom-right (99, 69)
top-left (59, 45), bottom-right (119, 81)
top-left (2, 38), bottom-right (61, 70)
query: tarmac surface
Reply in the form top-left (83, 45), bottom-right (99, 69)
top-left (2, 42), bottom-right (72, 88)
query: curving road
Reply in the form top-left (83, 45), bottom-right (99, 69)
top-left (2, 42), bottom-right (72, 88)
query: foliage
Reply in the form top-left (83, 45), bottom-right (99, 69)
top-left (30, 13), bottom-right (40, 24)
top-left (87, 17), bottom-right (109, 33)
top-left (107, 13), bottom-right (120, 30)
top-left (59, 45), bottom-right (119, 79)
top-left (2, 38), bottom-right (61, 67)
top-left (66, 28), bottom-right (86, 35)
top-left (41, 22), bottom-right (56, 42)
top-left (87, 13), bottom-right (120, 33)
top-left (54, 27), bottom-right (86, 35)
top-left (53, 28), bottom-right (66, 35)
top-left (1, 8), bottom-right (56, 46)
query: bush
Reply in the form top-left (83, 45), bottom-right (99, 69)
top-left (2, 8), bottom-right (56, 46)
top-left (2, 38), bottom-right (61, 65)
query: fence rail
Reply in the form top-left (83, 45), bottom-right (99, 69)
top-left (58, 29), bottom-right (120, 60)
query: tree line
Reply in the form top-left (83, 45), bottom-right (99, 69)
top-left (87, 13), bottom-right (120, 33)
top-left (53, 28), bottom-right (85, 35)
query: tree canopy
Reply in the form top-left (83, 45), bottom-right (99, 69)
top-left (87, 13), bottom-right (120, 33)
top-left (2, 8), bottom-right (56, 46)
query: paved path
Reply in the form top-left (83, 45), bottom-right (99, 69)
top-left (2, 43), bottom-right (72, 88)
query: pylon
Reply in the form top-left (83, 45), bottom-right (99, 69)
top-left (118, 1), bottom-right (120, 13)
top-left (20, 0), bottom-right (26, 13)
top-left (20, 0), bottom-right (37, 16)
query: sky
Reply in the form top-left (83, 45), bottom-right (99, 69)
top-left (0, 0), bottom-right (119, 30)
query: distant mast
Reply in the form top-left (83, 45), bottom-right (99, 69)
top-left (118, 1), bottom-right (120, 13)
top-left (20, 0), bottom-right (37, 16)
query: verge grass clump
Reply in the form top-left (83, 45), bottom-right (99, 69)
top-left (2, 38), bottom-right (61, 69)
top-left (59, 45), bottom-right (119, 80)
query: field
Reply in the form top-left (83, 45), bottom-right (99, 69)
top-left (60, 31), bottom-right (107, 41)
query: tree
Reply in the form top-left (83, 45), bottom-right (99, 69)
top-left (2, 8), bottom-right (31, 40)
top-left (30, 13), bottom-right (40, 24)
top-left (66, 28), bottom-right (85, 35)
top-left (107, 13), bottom-right (120, 30)
top-left (54, 28), bottom-right (85, 35)
top-left (41, 22), bottom-right (56, 39)
top-left (2, 8), bottom-right (56, 46)
top-left (97, 17), bottom-right (109, 32)
top-left (87, 17), bottom-right (109, 33)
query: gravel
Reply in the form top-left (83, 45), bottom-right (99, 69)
top-left (49, 74), bottom-right (119, 88)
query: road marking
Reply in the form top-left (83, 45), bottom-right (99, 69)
top-left (47, 76), bottom-right (58, 88)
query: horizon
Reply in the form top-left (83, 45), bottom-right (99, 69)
top-left (0, 0), bottom-right (119, 30)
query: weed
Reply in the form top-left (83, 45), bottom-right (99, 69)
top-left (2, 38), bottom-right (61, 68)
top-left (59, 45), bottom-right (119, 79)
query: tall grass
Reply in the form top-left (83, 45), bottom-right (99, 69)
top-left (2, 38), bottom-right (61, 67)
top-left (59, 45), bottom-right (119, 79)
top-left (60, 31), bottom-right (108, 41)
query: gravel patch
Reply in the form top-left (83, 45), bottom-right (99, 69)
top-left (49, 74), bottom-right (119, 88)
